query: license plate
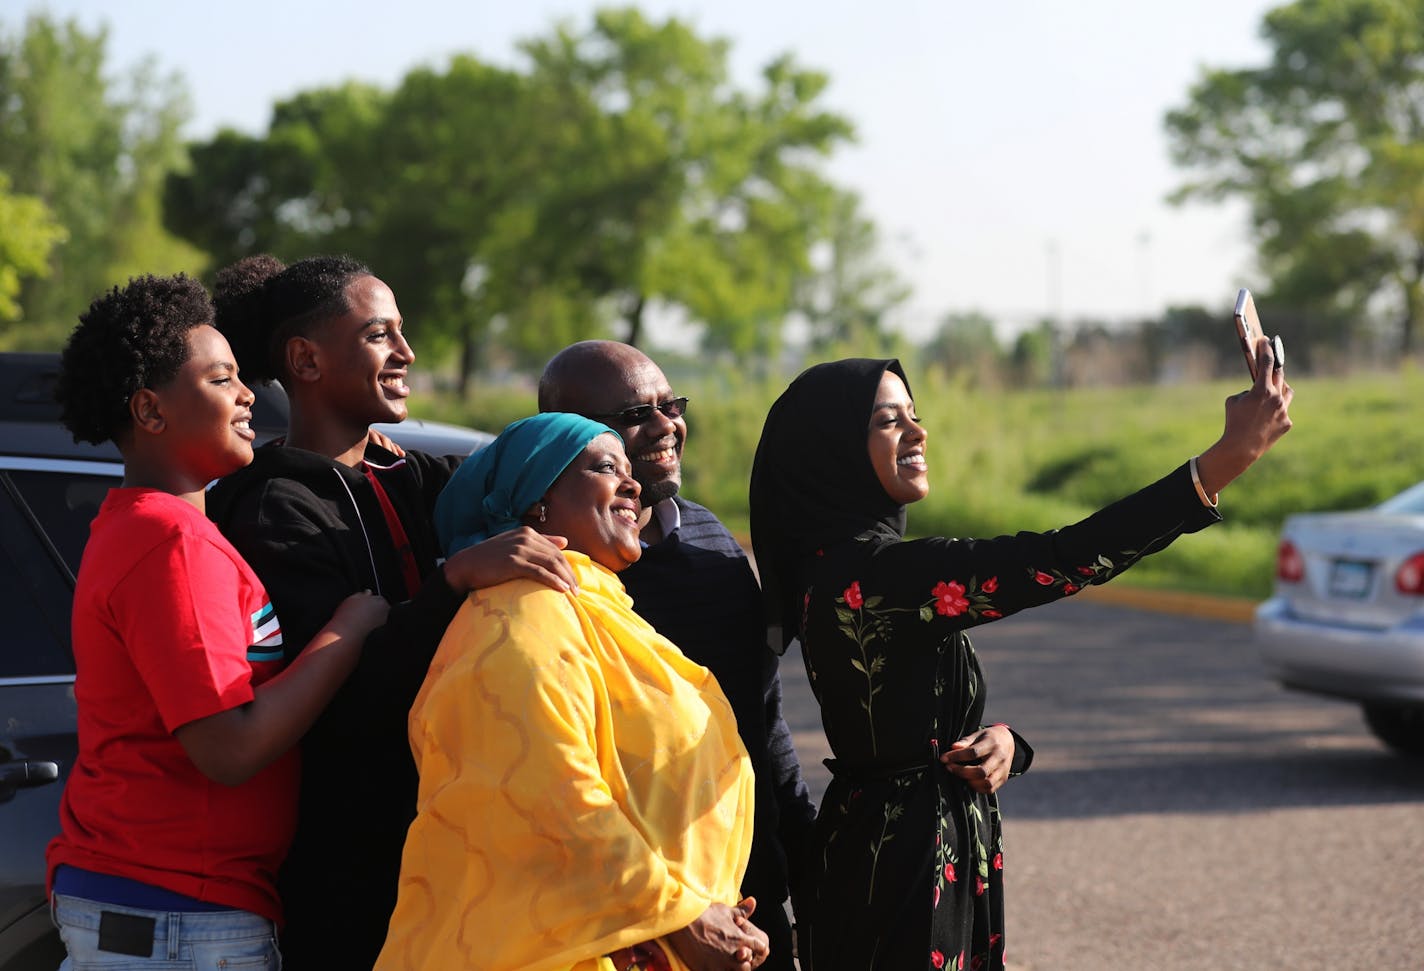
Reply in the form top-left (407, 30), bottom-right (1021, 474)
top-left (1328, 559), bottom-right (1374, 599)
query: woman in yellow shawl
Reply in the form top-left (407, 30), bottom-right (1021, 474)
top-left (377, 413), bottom-right (767, 971)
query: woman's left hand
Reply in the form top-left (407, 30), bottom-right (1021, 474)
top-left (940, 724), bottom-right (1015, 794)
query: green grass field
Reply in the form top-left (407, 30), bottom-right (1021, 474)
top-left (416, 365), bottom-right (1424, 600)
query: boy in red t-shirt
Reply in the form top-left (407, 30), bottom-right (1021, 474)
top-left (45, 274), bottom-right (388, 968)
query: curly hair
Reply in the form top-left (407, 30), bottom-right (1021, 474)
top-left (213, 253), bottom-right (371, 384)
top-left (56, 274), bottom-right (215, 445)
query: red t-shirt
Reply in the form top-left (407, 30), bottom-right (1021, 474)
top-left (46, 488), bottom-right (296, 922)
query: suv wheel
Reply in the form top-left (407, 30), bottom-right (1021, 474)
top-left (1362, 702), bottom-right (1424, 756)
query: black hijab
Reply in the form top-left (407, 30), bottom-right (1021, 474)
top-left (749, 358), bottom-right (911, 650)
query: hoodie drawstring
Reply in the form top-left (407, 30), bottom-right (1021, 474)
top-left (333, 468), bottom-right (383, 598)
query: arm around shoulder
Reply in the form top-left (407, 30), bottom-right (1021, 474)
top-left (176, 592), bottom-right (388, 786)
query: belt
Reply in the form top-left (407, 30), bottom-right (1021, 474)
top-left (823, 757), bottom-right (936, 785)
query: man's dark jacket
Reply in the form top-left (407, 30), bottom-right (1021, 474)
top-left (619, 496), bottom-right (817, 970)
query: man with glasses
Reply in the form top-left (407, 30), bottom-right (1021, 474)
top-left (539, 341), bottom-right (815, 971)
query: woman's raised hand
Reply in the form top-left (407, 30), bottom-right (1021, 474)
top-left (1195, 335), bottom-right (1294, 498)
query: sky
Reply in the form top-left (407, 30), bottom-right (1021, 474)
top-left (18, 0), bottom-right (1284, 342)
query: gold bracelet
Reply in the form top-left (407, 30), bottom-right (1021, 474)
top-left (1189, 455), bottom-right (1218, 509)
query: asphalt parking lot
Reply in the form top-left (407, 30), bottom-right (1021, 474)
top-left (777, 594), bottom-right (1424, 970)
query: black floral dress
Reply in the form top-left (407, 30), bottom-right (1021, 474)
top-left (795, 464), bottom-right (1218, 971)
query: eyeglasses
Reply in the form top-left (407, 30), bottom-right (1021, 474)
top-left (590, 396), bottom-right (689, 426)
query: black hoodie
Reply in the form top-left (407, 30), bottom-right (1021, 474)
top-left (207, 439), bottom-right (463, 969)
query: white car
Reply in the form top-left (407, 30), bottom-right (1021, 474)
top-left (1255, 479), bottom-right (1424, 755)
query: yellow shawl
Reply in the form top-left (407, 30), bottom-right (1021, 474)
top-left (376, 552), bottom-right (754, 971)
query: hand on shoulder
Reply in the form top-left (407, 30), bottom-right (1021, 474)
top-left (443, 527), bottom-right (577, 595)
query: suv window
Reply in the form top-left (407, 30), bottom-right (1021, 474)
top-left (0, 464), bottom-right (119, 679)
top-left (6, 467), bottom-right (116, 577)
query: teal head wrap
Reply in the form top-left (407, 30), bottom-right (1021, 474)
top-left (435, 412), bottom-right (620, 556)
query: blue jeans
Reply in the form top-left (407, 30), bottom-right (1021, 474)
top-left (52, 894), bottom-right (281, 969)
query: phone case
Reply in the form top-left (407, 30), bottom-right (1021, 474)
top-left (1234, 288), bottom-right (1261, 380)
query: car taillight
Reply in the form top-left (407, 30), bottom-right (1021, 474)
top-left (1397, 552), bottom-right (1424, 595)
top-left (1276, 539), bottom-right (1304, 583)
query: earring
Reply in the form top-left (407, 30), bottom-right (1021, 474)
top-left (538, 503), bottom-right (547, 523)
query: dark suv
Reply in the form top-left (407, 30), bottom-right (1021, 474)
top-left (0, 352), bottom-right (491, 971)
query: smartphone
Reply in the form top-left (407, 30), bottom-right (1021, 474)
top-left (1234, 288), bottom-right (1262, 380)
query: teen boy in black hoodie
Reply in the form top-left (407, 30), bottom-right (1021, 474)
top-left (206, 254), bottom-right (576, 970)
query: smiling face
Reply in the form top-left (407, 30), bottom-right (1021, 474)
top-left (866, 369), bottom-right (929, 505)
top-left (310, 274), bottom-right (414, 427)
top-left (547, 345), bottom-right (686, 508)
top-left (156, 324), bottom-right (257, 484)
top-left (538, 433), bottom-right (644, 572)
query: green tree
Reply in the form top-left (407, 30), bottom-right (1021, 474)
top-left (795, 188), bottom-right (912, 351)
top-left (164, 81), bottom-right (396, 265)
top-left (1010, 319), bottom-right (1059, 387)
top-left (0, 173), bottom-right (65, 325)
top-left (922, 310), bottom-right (1002, 383)
top-left (167, 7), bottom-right (880, 380)
top-left (0, 14), bottom-right (199, 343)
top-left (165, 68), bottom-right (553, 385)
top-left (1165, 0), bottom-right (1424, 357)
top-left (375, 60), bottom-right (587, 377)
top-left (516, 8), bottom-right (857, 354)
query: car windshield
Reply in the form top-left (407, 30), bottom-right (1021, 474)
top-left (1377, 480), bottom-right (1424, 515)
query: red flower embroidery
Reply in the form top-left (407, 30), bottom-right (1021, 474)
top-left (957, 951), bottom-right (965, 969)
top-left (1062, 583), bottom-right (1079, 595)
top-left (993, 852), bottom-right (1003, 870)
top-left (1033, 570), bottom-right (1054, 586)
top-left (843, 581), bottom-right (864, 610)
top-left (931, 949), bottom-right (945, 968)
top-left (943, 862), bottom-right (957, 883)
top-left (970, 956), bottom-right (985, 971)
top-left (933, 883), bottom-right (941, 907)
top-left (981, 576), bottom-right (998, 593)
top-left (932, 580), bottom-right (969, 616)
top-left (975, 875), bottom-right (986, 896)
top-left (982, 609), bottom-right (1002, 619)
top-left (1076, 565), bottom-right (1096, 576)
top-left (989, 934), bottom-right (1003, 950)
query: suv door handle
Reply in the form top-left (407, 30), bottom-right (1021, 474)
top-left (0, 759), bottom-right (61, 795)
